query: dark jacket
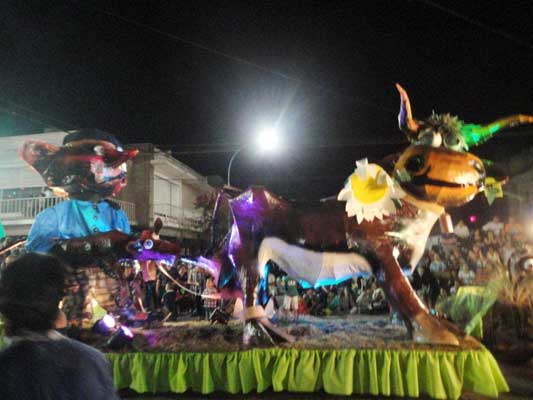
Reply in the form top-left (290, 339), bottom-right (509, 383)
top-left (0, 334), bottom-right (119, 400)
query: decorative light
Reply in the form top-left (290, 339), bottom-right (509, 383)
top-left (106, 325), bottom-right (135, 350)
top-left (92, 314), bottom-right (116, 335)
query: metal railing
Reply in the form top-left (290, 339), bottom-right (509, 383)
top-left (0, 196), bottom-right (137, 223)
top-left (153, 203), bottom-right (203, 231)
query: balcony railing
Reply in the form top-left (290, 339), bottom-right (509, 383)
top-left (0, 196), bottom-right (137, 224)
top-left (153, 203), bottom-right (203, 231)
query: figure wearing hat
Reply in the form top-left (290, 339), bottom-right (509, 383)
top-left (21, 130), bottom-right (139, 324)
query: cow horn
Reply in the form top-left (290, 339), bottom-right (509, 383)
top-left (396, 83), bottom-right (420, 141)
top-left (461, 114), bottom-right (533, 148)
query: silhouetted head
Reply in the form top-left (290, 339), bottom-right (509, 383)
top-left (0, 253), bottom-right (67, 335)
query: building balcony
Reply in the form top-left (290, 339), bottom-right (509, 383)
top-left (152, 203), bottom-right (204, 232)
top-left (0, 196), bottom-right (137, 235)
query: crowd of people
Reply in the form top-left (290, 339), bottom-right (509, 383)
top-left (268, 273), bottom-right (389, 319)
top-left (411, 215), bottom-right (530, 311)
top-left (122, 260), bottom-right (221, 321)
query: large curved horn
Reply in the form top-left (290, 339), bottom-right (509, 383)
top-left (395, 83), bottom-right (420, 141)
top-left (461, 114), bottom-right (533, 148)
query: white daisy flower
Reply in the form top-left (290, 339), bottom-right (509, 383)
top-left (337, 158), bottom-right (405, 223)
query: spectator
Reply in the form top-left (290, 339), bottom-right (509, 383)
top-left (454, 219), bottom-right (470, 240)
top-left (429, 251), bottom-right (449, 282)
top-left (339, 285), bottom-right (354, 313)
top-left (283, 276), bottom-right (300, 321)
top-left (175, 264), bottom-right (193, 315)
top-left (176, 264), bottom-right (189, 284)
top-left (303, 289), bottom-right (316, 312)
top-left (325, 288), bottom-right (340, 315)
top-left (369, 282), bottom-right (388, 313)
top-left (500, 237), bottom-right (516, 267)
top-left (483, 230), bottom-right (498, 247)
top-left (467, 244), bottom-right (485, 271)
top-left (486, 246), bottom-right (503, 269)
top-left (313, 287), bottom-right (328, 315)
top-left (161, 283), bottom-right (177, 319)
top-left (268, 272), bottom-right (277, 305)
top-left (354, 283), bottom-right (373, 313)
top-left (0, 253), bottom-right (119, 400)
top-left (457, 263), bottom-right (476, 286)
top-left (449, 280), bottom-right (460, 295)
top-left (275, 276), bottom-right (286, 309)
top-left (202, 277), bottom-right (219, 320)
top-left (141, 260), bottom-right (158, 311)
top-left (482, 216), bottom-right (504, 236)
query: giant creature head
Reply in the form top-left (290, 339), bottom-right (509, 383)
top-left (394, 144), bottom-right (485, 207)
top-left (20, 130), bottom-right (138, 201)
top-left (393, 84), bottom-right (533, 208)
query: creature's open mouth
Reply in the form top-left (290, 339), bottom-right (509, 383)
top-left (411, 175), bottom-right (476, 188)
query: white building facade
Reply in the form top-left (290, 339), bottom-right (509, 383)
top-left (121, 142), bottom-right (212, 241)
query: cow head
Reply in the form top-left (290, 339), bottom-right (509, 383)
top-left (394, 144), bottom-right (485, 207)
top-left (393, 84), bottom-right (533, 208)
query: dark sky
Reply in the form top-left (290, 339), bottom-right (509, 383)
top-left (1, 0), bottom-right (532, 199)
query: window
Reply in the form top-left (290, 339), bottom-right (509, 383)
top-left (154, 175), bottom-right (182, 215)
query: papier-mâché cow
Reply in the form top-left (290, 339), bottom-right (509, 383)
top-left (198, 84), bottom-right (533, 346)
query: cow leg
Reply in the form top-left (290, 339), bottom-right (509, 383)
top-left (241, 262), bottom-right (295, 346)
top-left (374, 245), bottom-right (459, 346)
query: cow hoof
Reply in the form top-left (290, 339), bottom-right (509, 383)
top-left (243, 306), bottom-right (295, 346)
top-left (413, 313), bottom-right (460, 346)
top-left (243, 319), bottom-right (277, 346)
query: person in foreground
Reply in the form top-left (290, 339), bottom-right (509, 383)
top-left (0, 253), bottom-right (119, 400)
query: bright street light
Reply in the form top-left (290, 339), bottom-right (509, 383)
top-left (256, 126), bottom-right (280, 153)
top-left (227, 125), bottom-right (282, 186)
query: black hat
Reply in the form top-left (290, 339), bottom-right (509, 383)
top-left (63, 129), bottom-right (123, 148)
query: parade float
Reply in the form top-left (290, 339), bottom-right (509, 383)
top-left (12, 86), bottom-right (533, 398)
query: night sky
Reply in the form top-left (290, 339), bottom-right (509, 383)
top-left (1, 1), bottom-right (532, 200)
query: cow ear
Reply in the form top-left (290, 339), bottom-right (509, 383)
top-left (483, 159), bottom-right (508, 184)
top-left (19, 140), bottom-right (59, 170)
top-left (376, 153), bottom-right (401, 176)
top-left (154, 217), bottom-right (163, 234)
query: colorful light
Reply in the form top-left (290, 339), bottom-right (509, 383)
top-left (102, 314), bottom-right (116, 329)
top-left (121, 325), bottom-right (134, 338)
top-left (106, 325), bottom-right (135, 350)
top-left (92, 314), bottom-right (116, 335)
top-left (469, 215), bottom-right (477, 223)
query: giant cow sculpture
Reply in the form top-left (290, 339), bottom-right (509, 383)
top-left (199, 85), bottom-right (533, 346)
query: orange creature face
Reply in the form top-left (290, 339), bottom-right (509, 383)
top-left (394, 145), bottom-right (485, 208)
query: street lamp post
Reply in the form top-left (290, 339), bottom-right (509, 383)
top-left (226, 126), bottom-right (281, 187)
top-left (227, 145), bottom-right (245, 187)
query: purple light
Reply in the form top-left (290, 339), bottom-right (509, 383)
top-left (134, 250), bottom-right (176, 264)
top-left (102, 314), bottom-right (116, 329)
top-left (121, 326), bottom-right (134, 338)
top-left (469, 215), bottom-right (477, 223)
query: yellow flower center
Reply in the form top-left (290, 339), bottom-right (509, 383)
top-left (350, 171), bottom-right (388, 204)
